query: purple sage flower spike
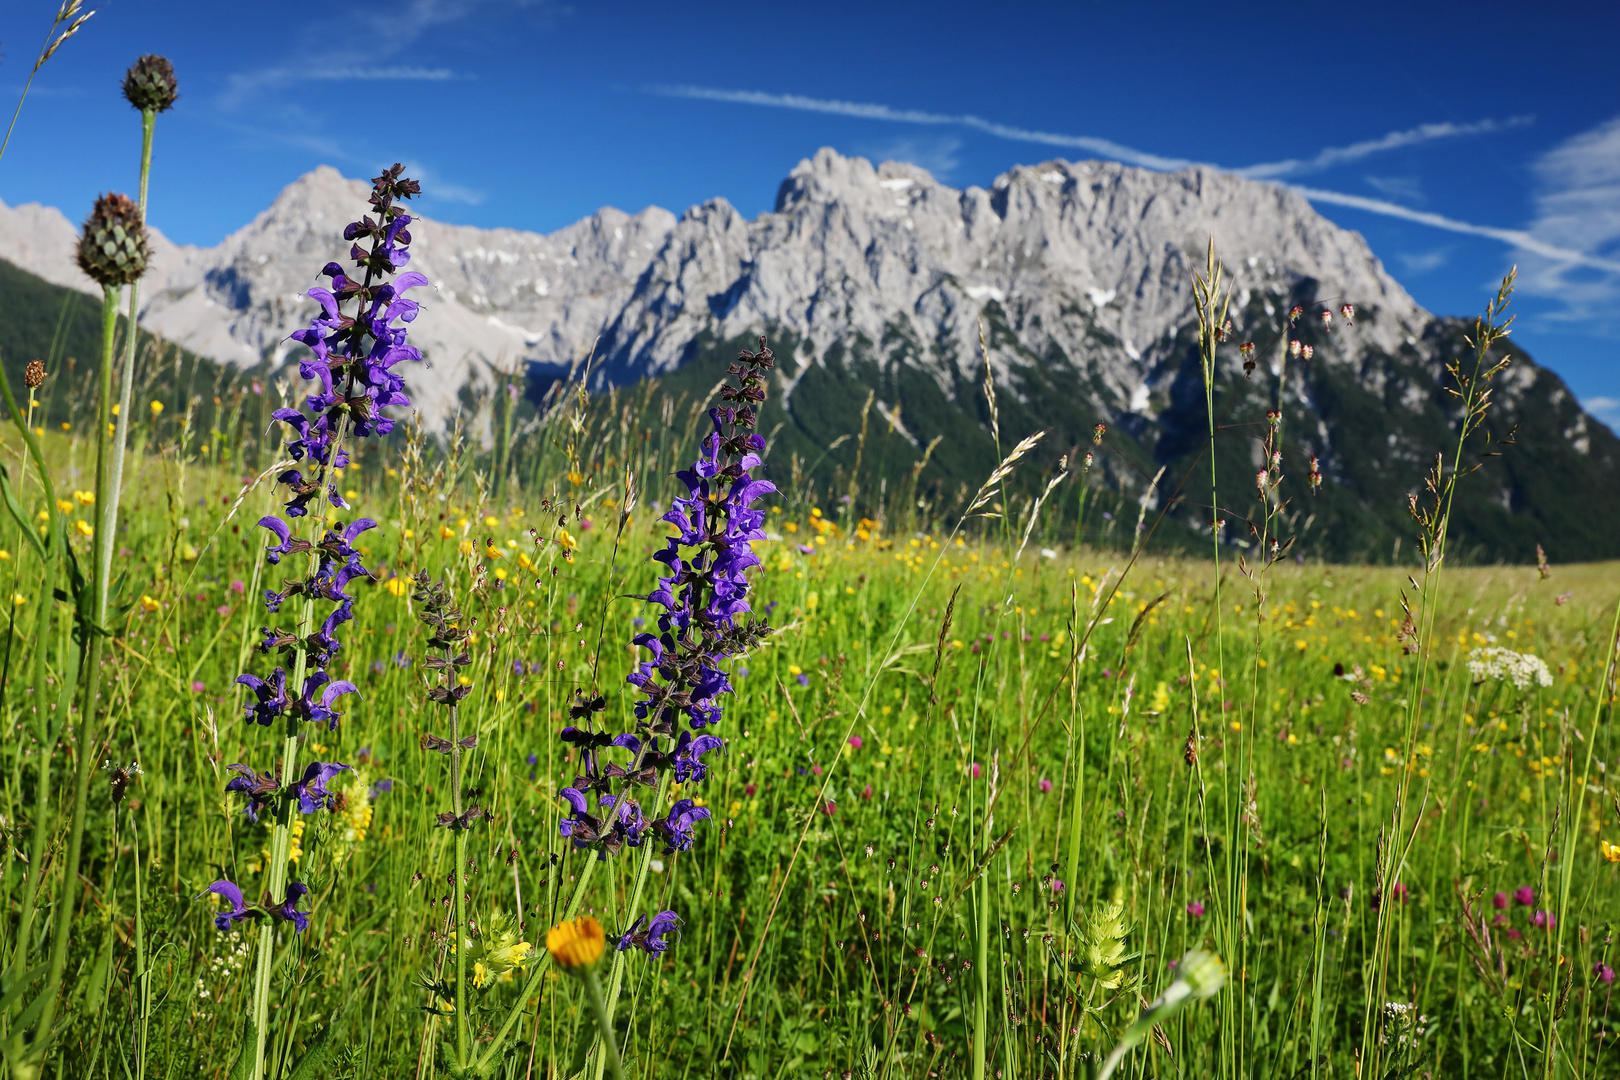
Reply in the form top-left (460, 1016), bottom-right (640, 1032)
top-left (202, 880), bottom-right (258, 932)
top-left (271, 882), bottom-right (310, 932)
top-left (294, 761), bottom-right (352, 813)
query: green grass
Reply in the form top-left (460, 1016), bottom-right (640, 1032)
top-left (0, 402), bottom-right (1616, 1079)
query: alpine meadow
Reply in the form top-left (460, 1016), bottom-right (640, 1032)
top-left (0, 10), bottom-right (1617, 1080)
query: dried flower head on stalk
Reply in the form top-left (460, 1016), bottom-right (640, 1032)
top-left (76, 192), bottom-right (147, 287)
top-left (121, 54), bottom-right (178, 112)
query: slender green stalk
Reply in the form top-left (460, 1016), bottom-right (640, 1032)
top-left (578, 965), bottom-right (626, 1080)
top-left (103, 107), bottom-right (158, 603)
top-left (32, 281), bottom-right (120, 1061)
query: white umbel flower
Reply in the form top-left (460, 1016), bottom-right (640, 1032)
top-left (1466, 646), bottom-right (1553, 689)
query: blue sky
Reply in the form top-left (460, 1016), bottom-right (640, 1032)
top-left (2, 0), bottom-right (1616, 423)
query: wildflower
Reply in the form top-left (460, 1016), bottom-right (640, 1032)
top-left (23, 360), bottom-right (45, 389)
top-left (614, 910), bottom-right (682, 956)
top-left (1039, 778), bottom-right (1053, 793)
top-left (1596, 963), bottom-right (1616, 984)
top-left (546, 916), bottom-right (606, 970)
top-left (149, 400), bottom-right (163, 416)
top-left (970, 762), bottom-right (982, 779)
top-left (293, 761), bottom-right (352, 812)
top-left (203, 881), bottom-right (257, 932)
top-left (1515, 886), bottom-right (1535, 906)
top-left (1186, 901), bottom-right (1205, 917)
top-left (847, 735), bottom-right (863, 750)
top-left (122, 54), bottom-right (179, 113)
top-left (1467, 647), bottom-right (1552, 689)
top-left (1602, 839), bottom-right (1620, 863)
top-left (466, 910), bottom-right (532, 984)
top-left (271, 882), bottom-right (311, 932)
top-left (1392, 882), bottom-right (1408, 904)
top-left (1532, 910), bottom-right (1555, 929)
top-left (190, 680), bottom-right (206, 693)
top-left (224, 764), bottom-right (280, 823)
top-left (654, 799), bottom-right (711, 853)
top-left (1492, 891), bottom-right (1508, 909)
top-left (76, 192), bottom-right (148, 286)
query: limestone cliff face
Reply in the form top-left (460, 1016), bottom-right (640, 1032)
top-left (3, 149), bottom-right (1614, 559)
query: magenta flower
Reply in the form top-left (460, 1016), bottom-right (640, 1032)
top-left (1038, 778), bottom-right (1053, 793)
top-left (230, 579), bottom-right (245, 594)
top-left (1532, 910), bottom-right (1555, 929)
top-left (848, 735), bottom-right (862, 749)
top-left (822, 800), bottom-right (835, 816)
top-left (970, 762), bottom-right (982, 779)
top-left (190, 680), bottom-right (206, 693)
top-left (1595, 963), bottom-right (1615, 984)
top-left (1392, 882), bottom-right (1409, 904)
top-left (1187, 901), bottom-right (1205, 917)
top-left (1051, 878), bottom-right (1065, 894)
top-left (1492, 891), bottom-right (1508, 910)
top-left (1515, 886), bottom-right (1535, 906)
top-left (861, 784), bottom-right (873, 801)
top-left (215, 604), bottom-right (231, 618)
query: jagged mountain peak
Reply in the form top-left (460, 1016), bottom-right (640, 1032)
top-left (0, 150), bottom-right (1613, 562)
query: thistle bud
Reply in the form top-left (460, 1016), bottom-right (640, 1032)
top-left (122, 55), bottom-right (179, 113)
top-left (23, 360), bottom-right (46, 389)
top-left (76, 193), bottom-right (148, 286)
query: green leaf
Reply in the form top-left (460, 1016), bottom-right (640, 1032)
top-left (227, 1015), bottom-right (257, 1080)
top-left (282, 1026), bottom-right (330, 1080)
top-left (567, 1014), bottom-right (593, 1078)
top-left (0, 464), bottom-right (47, 561)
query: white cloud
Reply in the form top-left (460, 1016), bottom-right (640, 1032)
top-left (1237, 117), bottom-right (1533, 179)
top-left (1516, 114), bottom-right (1620, 327)
top-left (1364, 175), bottom-right (1425, 203)
top-left (1397, 248), bottom-right (1449, 274)
top-left (854, 135), bottom-right (963, 180)
top-left (1584, 396), bottom-right (1620, 430)
top-left (651, 84), bottom-right (1576, 261)
top-left (1287, 185), bottom-right (1620, 272)
top-left (651, 85), bottom-right (1197, 171)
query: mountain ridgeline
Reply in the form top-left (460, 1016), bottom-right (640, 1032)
top-left (0, 149), bottom-right (1613, 562)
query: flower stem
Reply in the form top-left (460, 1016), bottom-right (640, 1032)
top-left (578, 965), bottom-right (626, 1080)
top-left (103, 106), bottom-right (157, 607)
top-left (449, 658), bottom-right (469, 1070)
top-left (33, 280), bottom-right (121, 1060)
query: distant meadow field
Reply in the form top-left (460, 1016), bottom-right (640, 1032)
top-left (0, 21), bottom-right (1618, 1080)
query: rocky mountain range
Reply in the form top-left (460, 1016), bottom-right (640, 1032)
top-left (2, 148), bottom-right (1615, 560)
